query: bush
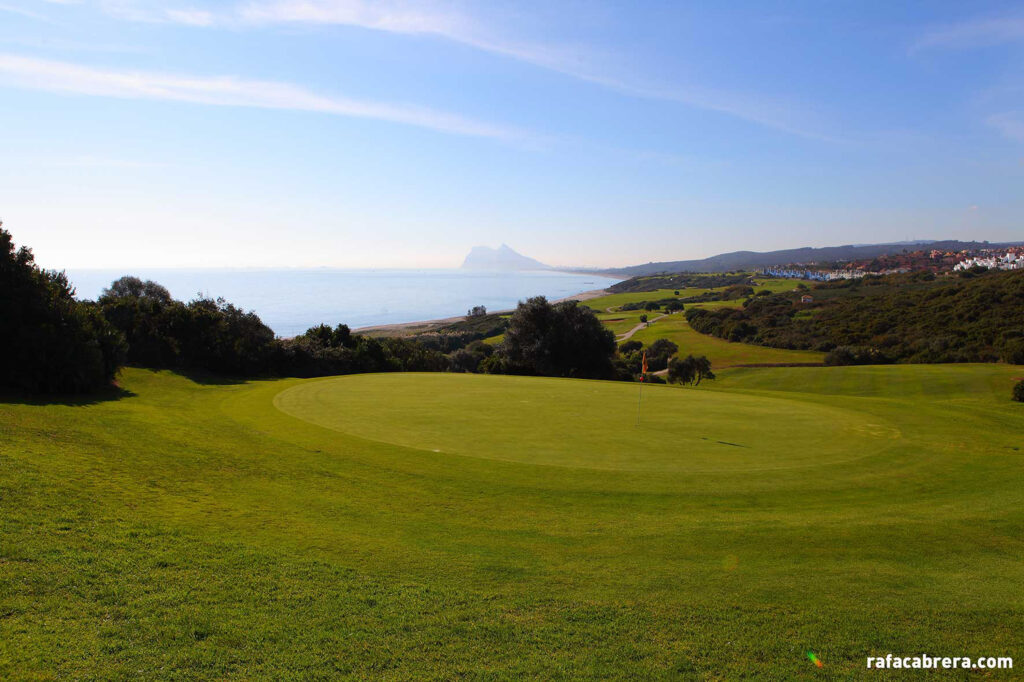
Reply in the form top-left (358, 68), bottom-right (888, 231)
top-left (667, 355), bottom-right (715, 386)
top-left (499, 297), bottom-right (616, 379)
top-left (824, 346), bottom-right (890, 366)
top-left (619, 340), bottom-right (643, 354)
top-left (1014, 380), bottom-right (1024, 403)
top-left (1, 226), bottom-right (126, 393)
top-left (1000, 339), bottom-right (1024, 365)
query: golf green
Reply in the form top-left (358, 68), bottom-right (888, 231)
top-left (273, 373), bottom-right (900, 472)
top-left (3, 364), bottom-right (1022, 678)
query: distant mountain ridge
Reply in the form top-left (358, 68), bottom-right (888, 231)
top-left (596, 240), bottom-right (1024, 276)
top-left (461, 244), bottom-right (551, 271)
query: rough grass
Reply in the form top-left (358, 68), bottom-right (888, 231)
top-left (2, 365), bottom-right (1023, 679)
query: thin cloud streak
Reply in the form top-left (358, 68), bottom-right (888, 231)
top-left (99, 0), bottom-right (834, 140)
top-left (0, 53), bottom-right (526, 140)
top-left (238, 0), bottom-right (836, 140)
top-left (912, 15), bottom-right (1024, 51)
top-left (987, 112), bottom-right (1024, 142)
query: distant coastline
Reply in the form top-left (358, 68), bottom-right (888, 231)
top-left (355, 286), bottom-right (612, 336)
top-left (66, 267), bottom-right (621, 337)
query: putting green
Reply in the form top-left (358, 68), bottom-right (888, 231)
top-left (273, 373), bottom-right (900, 472)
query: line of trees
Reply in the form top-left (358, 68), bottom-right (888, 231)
top-left (1, 226), bottom-right (126, 393)
top-left (2, 226), bottom-right (716, 394)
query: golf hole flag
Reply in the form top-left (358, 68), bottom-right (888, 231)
top-left (641, 351), bottom-right (648, 380)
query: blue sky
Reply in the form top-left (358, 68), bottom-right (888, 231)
top-left (1, 1), bottom-right (1022, 269)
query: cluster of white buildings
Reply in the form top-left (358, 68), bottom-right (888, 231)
top-left (953, 252), bottom-right (1023, 271)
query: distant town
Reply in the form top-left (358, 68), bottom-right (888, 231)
top-left (762, 245), bottom-right (1024, 281)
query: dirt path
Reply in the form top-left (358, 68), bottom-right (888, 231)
top-left (617, 314), bottom-right (668, 341)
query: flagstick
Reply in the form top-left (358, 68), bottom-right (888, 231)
top-left (636, 374), bottom-right (643, 426)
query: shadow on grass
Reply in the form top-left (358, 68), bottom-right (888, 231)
top-left (175, 368), bottom-right (247, 386)
top-left (0, 383), bottom-right (137, 407)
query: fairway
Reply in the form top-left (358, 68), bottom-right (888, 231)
top-left (275, 373), bottom-right (898, 472)
top-left (3, 364), bottom-right (1023, 678)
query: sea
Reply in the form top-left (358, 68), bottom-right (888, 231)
top-left (66, 268), bottom-right (621, 337)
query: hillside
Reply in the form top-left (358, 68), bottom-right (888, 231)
top-left (685, 269), bottom-right (1024, 364)
top-left (599, 240), bottom-right (1023, 276)
top-left (461, 244), bottom-right (550, 270)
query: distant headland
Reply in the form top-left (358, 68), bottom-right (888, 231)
top-left (460, 244), bottom-right (551, 271)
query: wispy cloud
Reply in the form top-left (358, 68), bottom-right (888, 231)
top-left (0, 53), bottom-right (525, 140)
top-left (912, 14), bottom-right (1024, 51)
top-left (0, 1), bottom-right (54, 21)
top-left (987, 111), bottom-right (1024, 142)
top-left (232, 0), bottom-right (836, 140)
top-left (69, 0), bottom-right (834, 140)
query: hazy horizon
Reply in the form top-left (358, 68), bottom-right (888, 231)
top-left (2, 1), bottom-right (1022, 270)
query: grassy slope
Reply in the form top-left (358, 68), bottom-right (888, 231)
top-left (2, 365), bottom-right (1023, 679)
top-left (585, 279), bottom-right (824, 367)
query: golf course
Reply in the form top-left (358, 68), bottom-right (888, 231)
top-left (2, 363), bottom-right (1022, 678)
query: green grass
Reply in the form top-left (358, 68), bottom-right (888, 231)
top-left (584, 278), bottom-right (823, 367)
top-left (584, 287), bottom-right (709, 311)
top-left (629, 314), bottom-right (824, 367)
top-left (3, 365), bottom-right (1023, 678)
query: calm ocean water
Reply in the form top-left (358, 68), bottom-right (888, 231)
top-left (66, 269), bottom-right (620, 337)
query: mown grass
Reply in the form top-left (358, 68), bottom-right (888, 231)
top-left (2, 365), bottom-right (1023, 679)
top-left (629, 315), bottom-right (824, 367)
top-left (584, 278), bottom-right (824, 367)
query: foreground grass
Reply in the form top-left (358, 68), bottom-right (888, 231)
top-left (2, 365), bottom-right (1023, 678)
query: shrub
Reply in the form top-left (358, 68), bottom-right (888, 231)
top-left (499, 297), bottom-right (616, 379)
top-left (825, 346), bottom-right (889, 366)
top-left (1014, 380), bottom-right (1024, 403)
top-left (1, 226), bottom-right (126, 393)
top-left (619, 340), bottom-right (643, 354)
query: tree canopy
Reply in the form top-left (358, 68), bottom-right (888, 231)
top-left (499, 297), bottom-right (616, 379)
top-left (1, 227), bottom-right (126, 393)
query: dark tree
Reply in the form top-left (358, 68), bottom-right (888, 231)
top-left (467, 305), bottom-right (487, 318)
top-left (499, 296), bottom-right (616, 379)
top-left (667, 355), bottom-right (715, 386)
top-left (102, 276), bottom-right (172, 304)
top-left (1014, 379), bottom-right (1024, 403)
top-left (646, 338), bottom-right (679, 372)
top-left (619, 340), bottom-right (643, 354)
top-left (99, 278), bottom-right (181, 367)
top-left (1, 225), bottom-right (126, 393)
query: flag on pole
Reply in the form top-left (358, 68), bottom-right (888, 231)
top-left (641, 350), bottom-right (648, 381)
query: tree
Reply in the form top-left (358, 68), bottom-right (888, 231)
top-left (467, 305), bottom-right (487, 318)
top-left (1014, 379), bottom-right (1024, 403)
top-left (667, 355), bottom-right (715, 386)
top-left (646, 338), bottom-right (679, 372)
top-left (499, 296), bottom-right (615, 378)
top-left (102, 276), bottom-right (172, 304)
top-left (618, 340), bottom-right (642, 354)
top-left (99, 277), bottom-right (181, 367)
top-left (639, 314), bottom-right (648, 323)
top-left (1, 225), bottom-right (126, 393)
